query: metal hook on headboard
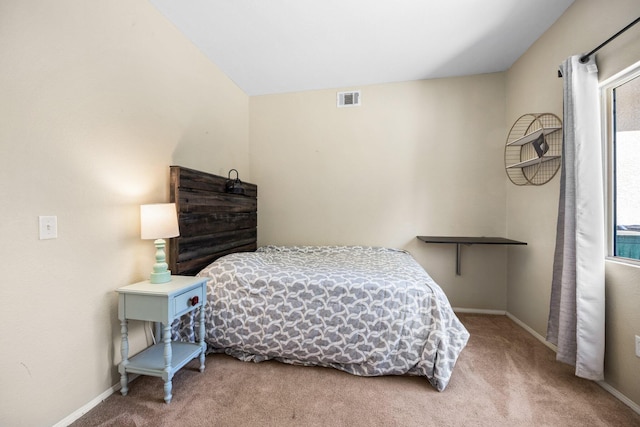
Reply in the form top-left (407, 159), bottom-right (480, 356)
top-left (225, 169), bottom-right (245, 195)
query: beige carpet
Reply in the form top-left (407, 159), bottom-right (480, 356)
top-left (71, 314), bottom-right (640, 426)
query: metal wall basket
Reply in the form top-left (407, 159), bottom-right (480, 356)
top-left (504, 113), bottom-right (562, 186)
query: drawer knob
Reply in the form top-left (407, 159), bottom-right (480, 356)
top-left (190, 296), bottom-right (199, 306)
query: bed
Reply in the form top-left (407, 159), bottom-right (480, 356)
top-left (169, 166), bottom-right (469, 391)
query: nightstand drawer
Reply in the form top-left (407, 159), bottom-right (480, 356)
top-left (174, 287), bottom-right (202, 317)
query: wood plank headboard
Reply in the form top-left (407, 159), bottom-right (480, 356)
top-left (169, 166), bottom-right (257, 276)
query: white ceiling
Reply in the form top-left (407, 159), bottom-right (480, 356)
top-left (149, 0), bottom-right (574, 96)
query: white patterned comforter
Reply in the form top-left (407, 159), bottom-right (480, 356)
top-left (173, 246), bottom-right (469, 391)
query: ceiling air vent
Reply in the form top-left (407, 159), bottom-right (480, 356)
top-left (337, 90), bottom-right (361, 108)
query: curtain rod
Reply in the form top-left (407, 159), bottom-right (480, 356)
top-left (557, 16), bottom-right (640, 77)
top-left (580, 16), bottom-right (640, 63)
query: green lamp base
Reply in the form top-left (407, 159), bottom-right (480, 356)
top-left (150, 270), bottom-right (172, 284)
top-left (149, 238), bottom-right (172, 284)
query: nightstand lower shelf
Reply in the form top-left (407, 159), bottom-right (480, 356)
top-left (123, 342), bottom-right (203, 377)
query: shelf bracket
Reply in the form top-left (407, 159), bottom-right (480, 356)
top-left (456, 243), bottom-right (463, 275)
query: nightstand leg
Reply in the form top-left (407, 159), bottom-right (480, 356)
top-left (199, 306), bottom-right (206, 372)
top-left (119, 319), bottom-right (129, 396)
top-left (163, 324), bottom-right (173, 403)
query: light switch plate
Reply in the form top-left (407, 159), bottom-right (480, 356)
top-left (636, 335), bottom-right (640, 358)
top-left (39, 216), bottom-right (57, 240)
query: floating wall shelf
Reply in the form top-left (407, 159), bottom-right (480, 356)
top-left (417, 236), bottom-right (527, 275)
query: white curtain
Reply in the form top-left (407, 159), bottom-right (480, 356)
top-left (547, 54), bottom-right (605, 381)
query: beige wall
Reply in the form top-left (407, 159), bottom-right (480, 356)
top-left (0, 1), bottom-right (249, 426)
top-left (250, 74), bottom-right (509, 310)
top-left (505, 0), bottom-right (640, 408)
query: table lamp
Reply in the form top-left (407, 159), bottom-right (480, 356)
top-left (140, 203), bottom-right (180, 284)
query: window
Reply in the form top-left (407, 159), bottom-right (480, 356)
top-left (602, 63), bottom-right (640, 262)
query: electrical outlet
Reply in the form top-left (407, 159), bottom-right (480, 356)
top-left (636, 335), bottom-right (640, 358)
top-left (39, 216), bottom-right (57, 240)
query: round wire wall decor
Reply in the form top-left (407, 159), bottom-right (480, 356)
top-left (504, 113), bottom-right (562, 186)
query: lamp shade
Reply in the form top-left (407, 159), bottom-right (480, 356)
top-left (140, 203), bottom-right (179, 239)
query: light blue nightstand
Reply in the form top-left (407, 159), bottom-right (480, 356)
top-left (117, 276), bottom-right (207, 403)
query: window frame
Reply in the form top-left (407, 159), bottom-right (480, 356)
top-left (600, 60), bottom-right (640, 265)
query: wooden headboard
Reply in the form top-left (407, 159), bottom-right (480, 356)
top-left (169, 166), bottom-right (257, 276)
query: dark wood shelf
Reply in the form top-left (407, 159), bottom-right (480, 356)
top-left (417, 236), bottom-right (527, 245)
top-left (417, 236), bottom-right (527, 275)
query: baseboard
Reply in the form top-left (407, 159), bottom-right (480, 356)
top-left (52, 375), bottom-right (138, 427)
top-left (454, 309), bottom-right (558, 353)
top-left (597, 381), bottom-right (640, 415)
top-left (453, 307), bottom-right (506, 315)
top-left (52, 385), bottom-right (117, 427)
top-left (505, 311), bottom-right (640, 416)
top-left (505, 311), bottom-right (558, 352)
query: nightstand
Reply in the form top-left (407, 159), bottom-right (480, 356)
top-left (116, 275), bottom-right (207, 403)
